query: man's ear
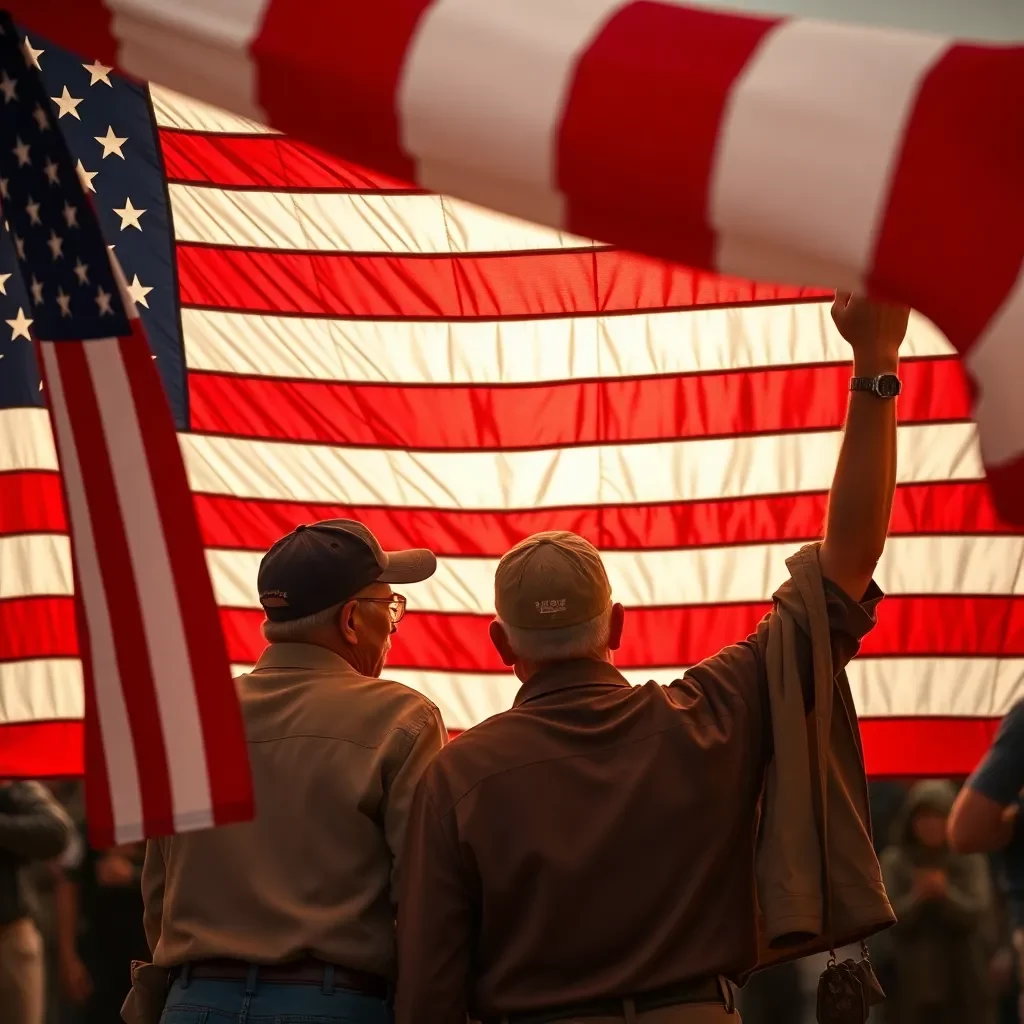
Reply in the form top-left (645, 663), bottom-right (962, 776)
top-left (608, 603), bottom-right (625, 652)
top-left (488, 619), bottom-right (517, 667)
top-left (338, 599), bottom-right (360, 644)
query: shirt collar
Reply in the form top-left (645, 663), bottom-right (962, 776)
top-left (512, 658), bottom-right (630, 708)
top-left (252, 642), bottom-right (357, 674)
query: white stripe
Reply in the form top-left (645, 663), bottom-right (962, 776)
top-left (169, 185), bottom-right (594, 253)
top-left (226, 660), bottom-right (1024, 730)
top-left (111, 0), bottom-right (271, 124)
top-left (711, 20), bottom-right (949, 288)
top-left (10, 531), bottom-right (1021, 613)
top-left (180, 421), bottom-right (981, 508)
top-left (398, 0), bottom-right (627, 227)
top-left (12, 657), bottom-right (1024, 734)
top-left (150, 84), bottom-right (275, 134)
top-left (38, 343), bottom-right (144, 845)
top-left (966, 267), bottom-right (1024, 465)
top-left (205, 535), bottom-right (1024, 613)
top-left (0, 407), bottom-right (59, 472)
top-left (85, 341), bottom-right (214, 833)
top-left (0, 658), bottom-right (83, 724)
top-left (182, 305), bottom-right (953, 384)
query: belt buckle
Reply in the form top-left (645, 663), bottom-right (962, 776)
top-left (717, 976), bottom-right (736, 1014)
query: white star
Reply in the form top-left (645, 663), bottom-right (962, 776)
top-left (22, 38), bottom-right (43, 70)
top-left (113, 197), bottom-right (146, 231)
top-left (12, 137), bottom-right (30, 167)
top-left (0, 178), bottom-right (8, 199)
top-left (63, 202), bottom-right (78, 228)
top-left (94, 125), bottom-right (127, 159)
top-left (29, 276), bottom-right (43, 306)
top-left (47, 229), bottom-right (63, 260)
top-left (56, 287), bottom-right (72, 317)
top-left (0, 273), bottom-right (11, 295)
top-left (50, 86), bottom-right (83, 121)
top-left (13, 234), bottom-right (25, 260)
top-left (73, 258), bottom-right (89, 285)
top-left (43, 158), bottom-right (59, 186)
top-left (0, 71), bottom-right (16, 103)
top-left (6, 307), bottom-right (32, 341)
top-left (32, 104), bottom-right (50, 132)
top-left (82, 60), bottom-right (113, 87)
top-left (127, 274), bottom-right (153, 308)
top-left (75, 160), bottom-right (98, 193)
top-left (24, 196), bottom-right (41, 226)
top-left (95, 287), bottom-right (114, 315)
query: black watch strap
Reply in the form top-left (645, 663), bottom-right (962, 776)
top-left (850, 373), bottom-right (901, 398)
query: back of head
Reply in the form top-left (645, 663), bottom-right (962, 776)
top-left (491, 531), bottom-right (620, 675)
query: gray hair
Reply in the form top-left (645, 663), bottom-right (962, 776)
top-left (497, 605), bottom-right (612, 664)
top-left (261, 601), bottom-right (346, 644)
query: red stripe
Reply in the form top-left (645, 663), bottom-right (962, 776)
top-left (6, 0), bottom-right (118, 66)
top-left (0, 597), bottom-right (76, 660)
top-left (253, 0), bottom-right (430, 185)
top-left (3, 477), bottom-right (1012, 558)
top-left (49, 342), bottom-right (174, 840)
top-left (219, 595), bottom-right (1024, 669)
top-left (159, 130), bottom-right (420, 192)
top-left (188, 357), bottom-right (969, 449)
top-left (0, 721), bottom-right (84, 779)
top-left (869, 44), bottom-right (1024, 354)
top-left (0, 715), bottom-right (995, 781)
top-left (0, 471), bottom-right (65, 534)
top-left (118, 326), bottom-right (253, 827)
top-left (559, 2), bottom-right (777, 270)
top-left (859, 718), bottom-right (997, 777)
top-left (177, 244), bottom-right (827, 319)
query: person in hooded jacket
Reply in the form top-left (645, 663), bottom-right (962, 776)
top-left (879, 780), bottom-right (997, 1024)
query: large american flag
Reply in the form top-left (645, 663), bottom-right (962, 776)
top-left (0, 31), bottom-right (1020, 781)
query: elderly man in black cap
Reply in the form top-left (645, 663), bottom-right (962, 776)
top-left (136, 520), bottom-right (446, 1024)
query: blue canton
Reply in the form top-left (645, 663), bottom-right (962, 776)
top-left (0, 23), bottom-right (187, 427)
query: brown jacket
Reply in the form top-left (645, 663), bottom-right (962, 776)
top-left (141, 643), bottom-right (446, 978)
top-left (755, 543), bottom-right (895, 967)
top-left (396, 545), bottom-right (888, 1023)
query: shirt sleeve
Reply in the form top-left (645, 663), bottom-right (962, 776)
top-left (967, 699), bottom-right (1024, 806)
top-left (141, 838), bottom-right (166, 958)
top-left (383, 701), bottom-right (448, 909)
top-left (395, 784), bottom-right (475, 1024)
top-left (673, 573), bottom-right (882, 749)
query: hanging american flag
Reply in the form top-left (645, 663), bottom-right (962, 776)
top-left (0, 28), bottom-right (1020, 783)
top-left (0, 22), bottom-right (252, 847)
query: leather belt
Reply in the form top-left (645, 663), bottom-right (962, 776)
top-left (482, 976), bottom-right (730, 1024)
top-left (174, 958), bottom-right (388, 999)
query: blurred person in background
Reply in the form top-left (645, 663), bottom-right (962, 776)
top-left (0, 780), bottom-right (73, 1024)
top-left (880, 780), bottom-right (997, 1024)
top-left (55, 835), bottom-right (149, 1024)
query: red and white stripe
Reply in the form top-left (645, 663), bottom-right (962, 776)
top-left (14, 0), bottom-right (1022, 515)
top-left (2, 78), bottom-right (1023, 781)
top-left (30, 261), bottom-right (251, 846)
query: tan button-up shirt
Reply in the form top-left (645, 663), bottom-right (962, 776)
top-left (142, 642), bottom-right (446, 978)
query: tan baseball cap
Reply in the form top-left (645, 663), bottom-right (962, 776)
top-left (494, 531), bottom-right (612, 630)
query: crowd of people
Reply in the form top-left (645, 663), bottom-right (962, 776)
top-left (0, 293), bottom-right (1022, 1024)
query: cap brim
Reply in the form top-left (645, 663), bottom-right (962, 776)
top-left (378, 548), bottom-right (437, 584)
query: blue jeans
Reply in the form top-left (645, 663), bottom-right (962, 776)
top-left (160, 969), bottom-right (394, 1024)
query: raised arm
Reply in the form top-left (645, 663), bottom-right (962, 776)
top-left (818, 293), bottom-right (910, 602)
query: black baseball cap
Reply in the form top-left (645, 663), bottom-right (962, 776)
top-left (257, 519), bottom-right (436, 623)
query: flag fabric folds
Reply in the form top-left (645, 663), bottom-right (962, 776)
top-left (0, 30), bottom-right (1021, 783)
top-left (0, 23), bottom-right (252, 846)
top-left (7, 0), bottom-right (1024, 522)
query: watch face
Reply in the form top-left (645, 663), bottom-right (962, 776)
top-left (876, 374), bottom-right (901, 397)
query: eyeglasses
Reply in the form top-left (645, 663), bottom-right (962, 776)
top-left (355, 593), bottom-right (407, 624)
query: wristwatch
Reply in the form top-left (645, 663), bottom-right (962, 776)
top-left (850, 373), bottom-right (901, 398)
